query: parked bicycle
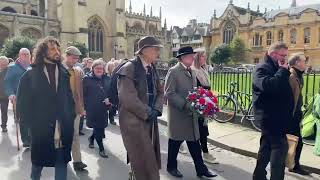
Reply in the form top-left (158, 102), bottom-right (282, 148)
top-left (213, 82), bottom-right (261, 131)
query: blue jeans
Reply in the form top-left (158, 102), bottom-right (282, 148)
top-left (30, 149), bottom-right (67, 180)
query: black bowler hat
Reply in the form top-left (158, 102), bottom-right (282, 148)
top-left (176, 46), bottom-right (196, 58)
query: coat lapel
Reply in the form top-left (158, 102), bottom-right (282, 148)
top-left (177, 63), bottom-right (192, 79)
top-left (135, 57), bottom-right (148, 102)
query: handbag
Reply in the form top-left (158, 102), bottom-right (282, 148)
top-left (285, 134), bottom-right (299, 169)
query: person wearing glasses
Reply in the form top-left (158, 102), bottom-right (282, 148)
top-left (287, 53), bottom-right (310, 175)
top-left (252, 43), bottom-right (293, 180)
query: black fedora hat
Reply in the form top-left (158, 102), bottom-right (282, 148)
top-left (135, 36), bottom-right (163, 55)
top-left (176, 46), bottom-right (196, 58)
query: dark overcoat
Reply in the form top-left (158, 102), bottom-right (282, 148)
top-left (16, 63), bottom-right (75, 167)
top-left (83, 73), bottom-right (110, 129)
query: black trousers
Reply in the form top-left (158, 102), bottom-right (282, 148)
top-left (198, 117), bottom-right (209, 153)
top-left (167, 138), bottom-right (208, 174)
top-left (79, 116), bottom-right (85, 131)
top-left (108, 106), bottom-right (117, 123)
top-left (89, 128), bottom-right (105, 151)
top-left (0, 99), bottom-right (8, 129)
top-left (253, 134), bottom-right (288, 180)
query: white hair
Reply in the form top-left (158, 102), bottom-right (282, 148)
top-left (0, 56), bottom-right (9, 64)
top-left (19, 48), bottom-right (30, 55)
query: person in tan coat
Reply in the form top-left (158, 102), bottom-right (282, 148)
top-left (165, 46), bottom-right (217, 179)
top-left (63, 46), bottom-right (87, 171)
top-left (117, 36), bottom-right (164, 180)
top-left (288, 52), bottom-right (310, 175)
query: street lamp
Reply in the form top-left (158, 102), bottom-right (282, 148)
top-left (114, 43), bottom-right (118, 59)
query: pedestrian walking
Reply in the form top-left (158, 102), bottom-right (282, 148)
top-left (117, 36), bottom-right (164, 180)
top-left (63, 46), bottom-right (88, 171)
top-left (79, 57), bottom-right (93, 135)
top-left (0, 56), bottom-right (9, 133)
top-left (16, 36), bottom-right (76, 180)
top-left (106, 58), bottom-right (117, 125)
top-left (287, 52), bottom-right (310, 175)
top-left (83, 59), bottom-right (111, 158)
top-left (165, 46), bottom-right (217, 179)
top-left (192, 51), bottom-right (219, 164)
top-left (252, 43), bottom-right (293, 180)
top-left (5, 48), bottom-right (31, 147)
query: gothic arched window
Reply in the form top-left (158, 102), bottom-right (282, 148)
top-left (88, 19), bottom-right (104, 53)
top-left (223, 22), bottom-right (236, 44)
top-left (0, 24), bottom-right (9, 48)
top-left (21, 28), bottom-right (42, 39)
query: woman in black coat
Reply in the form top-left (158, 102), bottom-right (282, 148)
top-left (83, 59), bottom-right (111, 158)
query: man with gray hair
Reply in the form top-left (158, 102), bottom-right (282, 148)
top-left (287, 52), bottom-right (310, 175)
top-left (0, 56), bottom-right (9, 132)
top-left (252, 42), bottom-right (293, 180)
top-left (5, 48), bottom-right (31, 147)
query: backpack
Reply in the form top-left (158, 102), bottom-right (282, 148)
top-left (109, 59), bottom-right (138, 107)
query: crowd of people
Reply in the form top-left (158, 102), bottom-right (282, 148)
top-left (0, 35), bottom-right (318, 180)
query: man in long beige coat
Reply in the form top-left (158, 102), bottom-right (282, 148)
top-left (288, 52), bottom-right (310, 175)
top-left (63, 46), bottom-right (87, 171)
top-left (165, 46), bottom-right (217, 179)
top-left (117, 36), bottom-right (164, 180)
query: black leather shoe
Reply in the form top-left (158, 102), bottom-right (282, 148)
top-left (99, 150), bottom-right (109, 158)
top-left (79, 131), bottom-right (85, 136)
top-left (167, 168), bottom-right (183, 178)
top-left (2, 127), bottom-right (7, 133)
top-left (73, 162), bottom-right (87, 171)
top-left (88, 137), bottom-right (94, 149)
top-left (197, 170), bottom-right (217, 178)
top-left (289, 168), bottom-right (310, 176)
top-left (23, 143), bottom-right (30, 148)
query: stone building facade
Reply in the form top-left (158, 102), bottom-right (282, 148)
top-left (0, 0), bottom-right (171, 61)
top-left (210, 0), bottom-right (320, 68)
top-left (171, 19), bottom-right (210, 57)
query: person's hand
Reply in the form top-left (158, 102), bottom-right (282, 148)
top-left (103, 98), bottom-right (112, 106)
top-left (147, 109), bottom-right (160, 123)
top-left (80, 111), bottom-right (86, 117)
top-left (9, 95), bottom-right (16, 103)
top-left (279, 62), bottom-right (289, 70)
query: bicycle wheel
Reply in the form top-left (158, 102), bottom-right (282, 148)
top-left (248, 105), bottom-right (261, 131)
top-left (214, 95), bottom-right (236, 123)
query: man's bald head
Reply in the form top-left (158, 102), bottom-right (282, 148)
top-left (19, 48), bottom-right (30, 55)
top-left (18, 48), bottom-right (31, 64)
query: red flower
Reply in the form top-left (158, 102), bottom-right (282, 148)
top-left (213, 96), bottom-right (218, 104)
top-left (207, 102), bottom-right (214, 109)
top-left (204, 108), bottom-right (211, 115)
top-left (206, 91), bottom-right (214, 97)
top-left (199, 98), bottom-right (206, 105)
top-left (189, 93), bottom-right (197, 101)
top-left (198, 87), bottom-right (206, 95)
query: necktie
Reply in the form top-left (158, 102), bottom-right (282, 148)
top-left (146, 66), bottom-right (155, 107)
top-left (187, 67), bottom-right (192, 77)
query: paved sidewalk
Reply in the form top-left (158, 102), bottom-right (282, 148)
top-left (158, 106), bottom-right (320, 174)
